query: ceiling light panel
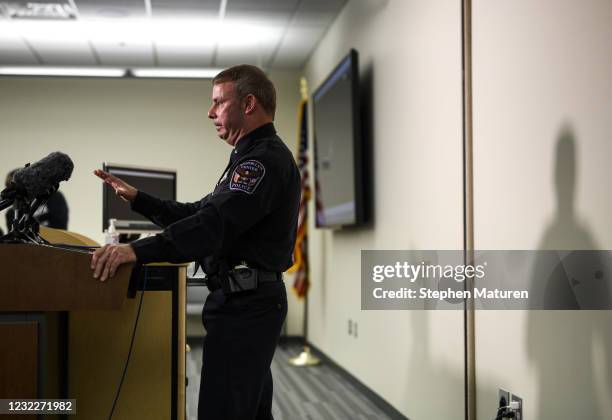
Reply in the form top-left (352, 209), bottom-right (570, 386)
top-left (131, 68), bottom-right (221, 78)
top-left (0, 66), bottom-right (125, 76)
top-left (1, 0), bottom-right (77, 19)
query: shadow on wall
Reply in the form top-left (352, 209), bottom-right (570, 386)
top-left (397, 252), bottom-right (464, 419)
top-left (526, 125), bottom-right (612, 419)
top-left (404, 310), bottom-right (464, 420)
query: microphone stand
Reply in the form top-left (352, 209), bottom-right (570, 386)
top-left (0, 198), bottom-right (13, 212)
top-left (0, 186), bottom-right (56, 245)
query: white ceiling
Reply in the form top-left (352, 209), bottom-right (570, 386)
top-left (0, 0), bottom-right (347, 70)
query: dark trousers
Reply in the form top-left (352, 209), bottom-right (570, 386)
top-left (198, 281), bottom-right (287, 420)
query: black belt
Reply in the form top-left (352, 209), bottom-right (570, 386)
top-left (258, 271), bottom-right (283, 283)
top-left (205, 269), bottom-right (282, 292)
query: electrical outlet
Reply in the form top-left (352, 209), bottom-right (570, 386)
top-left (497, 388), bottom-right (510, 419)
top-left (510, 394), bottom-right (522, 420)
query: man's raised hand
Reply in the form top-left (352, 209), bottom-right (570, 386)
top-left (94, 169), bottom-right (137, 202)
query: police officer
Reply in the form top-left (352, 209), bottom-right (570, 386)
top-left (91, 64), bottom-right (301, 420)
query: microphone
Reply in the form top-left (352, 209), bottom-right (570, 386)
top-left (9, 152), bottom-right (74, 199)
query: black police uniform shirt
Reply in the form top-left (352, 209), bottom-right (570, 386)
top-left (130, 123), bottom-right (301, 273)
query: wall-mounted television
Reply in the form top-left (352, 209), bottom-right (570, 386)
top-left (312, 49), bottom-right (364, 228)
top-left (102, 163), bottom-right (176, 233)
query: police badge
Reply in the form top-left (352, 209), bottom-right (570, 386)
top-left (229, 160), bottom-right (266, 194)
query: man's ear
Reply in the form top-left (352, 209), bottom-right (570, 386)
top-left (244, 94), bottom-right (256, 115)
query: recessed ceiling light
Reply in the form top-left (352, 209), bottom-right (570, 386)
top-left (131, 68), bottom-right (223, 79)
top-left (0, 66), bottom-right (126, 77)
top-left (2, 1), bottom-right (76, 19)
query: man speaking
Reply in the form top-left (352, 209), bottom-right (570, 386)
top-left (91, 65), bottom-right (301, 420)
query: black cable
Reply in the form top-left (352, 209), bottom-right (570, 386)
top-left (52, 244), bottom-right (99, 250)
top-left (108, 265), bottom-right (148, 420)
top-left (494, 405), bottom-right (516, 420)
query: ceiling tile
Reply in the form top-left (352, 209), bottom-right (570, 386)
top-left (210, 15), bottom-right (283, 66)
top-left (74, 0), bottom-right (146, 18)
top-left (150, 0), bottom-right (220, 18)
top-left (293, 0), bottom-right (347, 26)
top-left (8, 20), bottom-right (95, 64)
top-left (0, 0), bottom-right (347, 70)
top-left (225, 0), bottom-right (299, 14)
top-left (156, 44), bottom-right (215, 67)
top-left (0, 35), bottom-right (38, 64)
top-left (26, 38), bottom-right (97, 65)
top-left (272, 24), bottom-right (325, 69)
top-left (215, 46), bottom-right (264, 68)
top-left (92, 39), bottom-right (154, 66)
top-left (224, 0), bottom-right (298, 26)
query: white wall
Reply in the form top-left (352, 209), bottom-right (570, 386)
top-left (472, 0), bottom-right (612, 418)
top-left (0, 76), bottom-right (222, 238)
top-left (0, 70), bottom-right (305, 335)
top-left (304, 1), bottom-right (465, 418)
top-left (305, 0), bottom-right (612, 418)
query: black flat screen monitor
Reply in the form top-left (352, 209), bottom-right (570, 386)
top-left (312, 49), bottom-right (363, 228)
top-left (102, 163), bottom-right (176, 233)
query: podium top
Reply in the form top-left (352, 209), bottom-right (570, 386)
top-left (0, 243), bottom-right (131, 312)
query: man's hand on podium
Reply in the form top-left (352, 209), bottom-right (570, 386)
top-left (93, 169), bottom-right (138, 202)
top-left (91, 244), bottom-right (137, 282)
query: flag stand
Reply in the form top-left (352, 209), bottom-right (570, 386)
top-left (288, 77), bottom-right (320, 368)
top-left (288, 291), bottom-right (320, 367)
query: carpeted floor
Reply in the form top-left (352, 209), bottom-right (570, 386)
top-left (186, 340), bottom-right (393, 420)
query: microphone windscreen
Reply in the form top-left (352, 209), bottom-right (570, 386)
top-left (12, 152), bottom-right (74, 198)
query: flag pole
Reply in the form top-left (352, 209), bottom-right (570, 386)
top-left (289, 77), bottom-right (320, 367)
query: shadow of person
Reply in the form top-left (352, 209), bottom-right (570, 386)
top-left (398, 251), bottom-right (465, 419)
top-left (527, 126), bottom-right (612, 419)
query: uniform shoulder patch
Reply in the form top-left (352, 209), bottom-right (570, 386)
top-left (230, 159), bottom-right (266, 194)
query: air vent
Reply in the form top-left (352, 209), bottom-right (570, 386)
top-left (1, 1), bottom-right (76, 19)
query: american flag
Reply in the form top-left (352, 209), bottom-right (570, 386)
top-left (289, 98), bottom-right (310, 298)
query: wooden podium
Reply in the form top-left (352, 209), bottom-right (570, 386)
top-left (0, 229), bottom-right (186, 420)
top-left (0, 243), bottom-right (131, 312)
